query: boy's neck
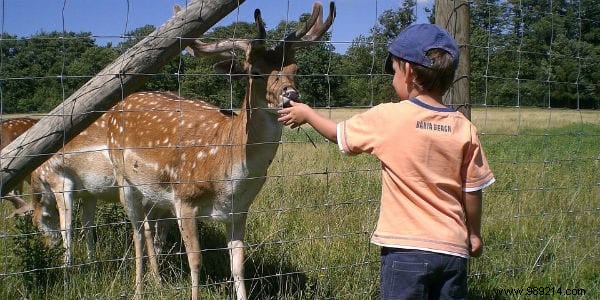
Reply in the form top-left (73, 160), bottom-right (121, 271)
top-left (410, 93), bottom-right (445, 108)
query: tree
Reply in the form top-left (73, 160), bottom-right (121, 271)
top-left (0, 31), bottom-right (98, 112)
top-left (470, 0), bottom-right (517, 106)
top-left (338, 1), bottom-right (417, 106)
top-left (115, 25), bottom-right (182, 93)
top-left (179, 21), bottom-right (256, 108)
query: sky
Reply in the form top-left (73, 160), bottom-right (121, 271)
top-left (1, 0), bottom-right (433, 54)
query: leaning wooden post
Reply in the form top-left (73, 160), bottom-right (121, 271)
top-left (436, 0), bottom-right (471, 119)
top-left (0, 0), bottom-right (246, 196)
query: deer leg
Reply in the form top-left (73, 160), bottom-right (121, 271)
top-left (143, 215), bottom-right (161, 284)
top-left (81, 197), bottom-right (98, 261)
top-left (152, 212), bottom-right (170, 256)
top-left (226, 215), bottom-right (248, 300)
top-left (55, 183), bottom-right (74, 266)
top-left (175, 203), bottom-right (201, 300)
top-left (119, 182), bottom-right (146, 299)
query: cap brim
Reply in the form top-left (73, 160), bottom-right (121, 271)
top-left (385, 53), bottom-right (394, 75)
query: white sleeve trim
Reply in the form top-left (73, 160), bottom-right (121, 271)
top-left (464, 177), bottom-right (495, 192)
top-left (337, 122), bottom-right (348, 155)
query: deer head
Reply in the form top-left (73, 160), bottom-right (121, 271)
top-left (184, 1), bottom-right (335, 110)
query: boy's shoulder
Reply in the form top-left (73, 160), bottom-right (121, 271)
top-left (373, 101), bottom-right (410, 111)
top-left (361, 100), bottom-right (473, 122)
top-left (358, 102), bottom-right (408, 118)
top-left (357, 101), bottom-right (434, 121)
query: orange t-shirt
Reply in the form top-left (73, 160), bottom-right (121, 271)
top-left (337, 98), bottom-right (495, 257)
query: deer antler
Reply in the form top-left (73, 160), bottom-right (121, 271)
top-left (302, 2), bottom-right (336, 44)
top-left (283, 2), bottom-right (321, 43)
top-left (187, 6), bottom-right (271, 58)
top-left (187, 2), bottom-right (335, 57)
top-left (186, 39), bottom-right (250, 59)
top-left (276, 1), bottom-right (336, 51)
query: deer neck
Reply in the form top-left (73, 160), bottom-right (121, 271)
top-left (226, 89), bottom-right (282, 174)
top-left (237, 85), bottom-right (283, 145)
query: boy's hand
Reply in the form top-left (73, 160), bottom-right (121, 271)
top-left (469, 234), bottom-right (483, 257)
top-left (277, 101), bottom-right (311, 129)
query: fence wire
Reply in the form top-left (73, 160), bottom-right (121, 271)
top-left (0, 0), bottom-right (598, 299)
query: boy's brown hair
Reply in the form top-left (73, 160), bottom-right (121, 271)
top-left (395, 48), bottom-right (457, 96)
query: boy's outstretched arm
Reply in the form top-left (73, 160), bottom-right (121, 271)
top-left (465, 190), bottom-right (483, 257)
top-left (278, 101), bottom-right (337, 143)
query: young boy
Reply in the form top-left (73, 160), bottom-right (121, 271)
top-left (278, 24), bottom-right (495, 299)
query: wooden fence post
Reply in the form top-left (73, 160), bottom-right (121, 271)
top-left (0, 0), bottom-right (246, 196)
top-left (436, 0), bottom-right (471, 119)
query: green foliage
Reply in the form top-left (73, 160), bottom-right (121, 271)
top-left (10, 215), bottom-right (64, 298)
top-left (296, 43), bottom-right (341, 107)
top-left (0, 31), bottom-right (101, 112)
top-left (471, 0), bottom-right (599, 108)
top-left (0, 1), bottom-right (597, 112)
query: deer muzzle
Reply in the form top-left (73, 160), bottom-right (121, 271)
top-left (282, 89), bottom-right (300, 108)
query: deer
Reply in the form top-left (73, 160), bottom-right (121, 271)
top-left (1, 115), bottom-right (167, 272)
top-left (106, 2), bottom-right (335, 299)
top-left (1, 117), bottom-right (38, 217)
top-left (19, 112), bottom-right (170, 276)
top-left (1, 117), bottom-right (39, 150)
top-left (24, 113), bottom-right (121, 267)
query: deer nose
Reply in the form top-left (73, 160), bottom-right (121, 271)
top-left (284, 90), bottom-right (299, 101)
top-left (282, 89), bottom-right (300, 108)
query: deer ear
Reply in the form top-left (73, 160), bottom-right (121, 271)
top-left (213, 59), bottom-right (245, 78)
top-left (3, 195), bottom-right (32, 218)
top-left (185, 46), bottom-right (199, 57)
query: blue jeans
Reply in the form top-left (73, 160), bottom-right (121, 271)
top-left (380, 247), bottom-right (468, 300)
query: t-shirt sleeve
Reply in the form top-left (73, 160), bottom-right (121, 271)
top-left (337, 106), bottom-right (384, 156)
top-left (462, 126), bottom-right (495, 192)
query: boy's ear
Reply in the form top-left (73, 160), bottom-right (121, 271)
top-left (403, 62), bottom-right (414, 83)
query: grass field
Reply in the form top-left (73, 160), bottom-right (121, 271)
top-left (0, 107), bottom-right (598, 299)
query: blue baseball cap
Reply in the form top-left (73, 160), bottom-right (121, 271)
top-left (385, 24), bottom-right (459, 74)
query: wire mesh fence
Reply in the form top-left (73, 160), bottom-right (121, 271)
top-left (0, 0), bottom-right (598, 299)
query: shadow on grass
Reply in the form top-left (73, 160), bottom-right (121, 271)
top-left (13, 209), bottom-right (332, 299)
top-left (156, 221), bottom-right (320, 299)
